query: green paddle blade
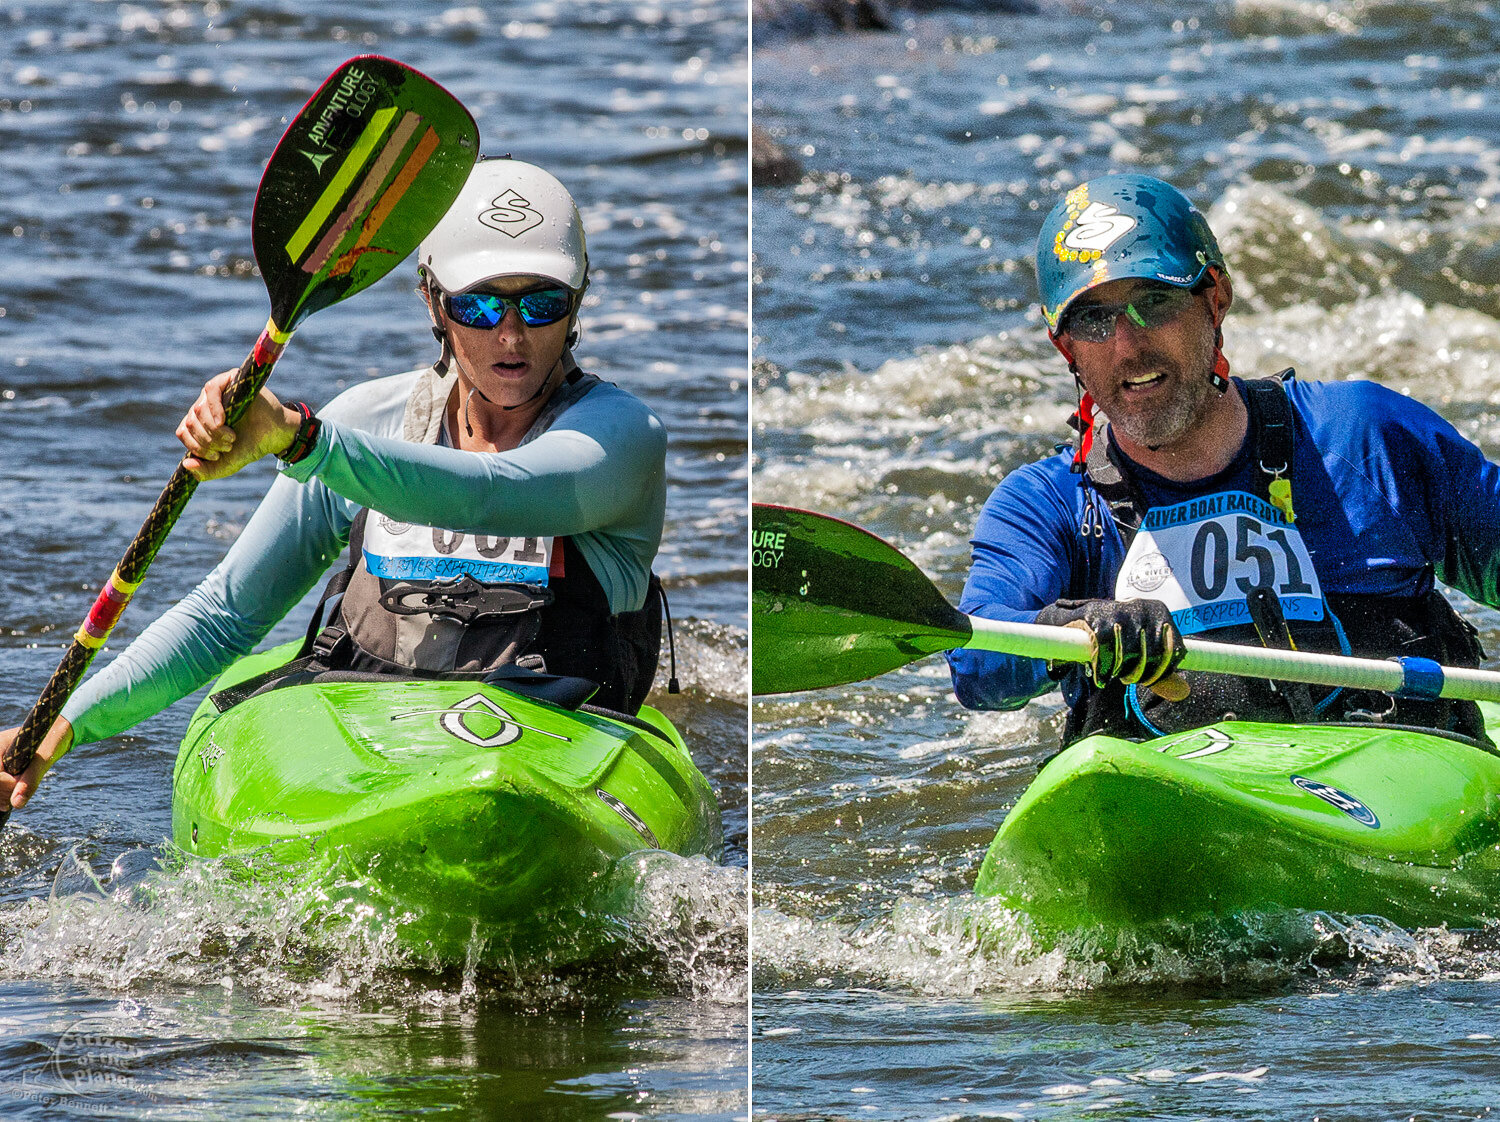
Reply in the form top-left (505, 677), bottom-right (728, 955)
top-left (1, 57), bottom-right (477, 810)
top-left (253, 55), bottom-right (478, 331)
top-left (752, 504), bottom-right (974, 695)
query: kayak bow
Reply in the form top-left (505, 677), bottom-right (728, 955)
top-left (751, 503), bottom-right (1500, 932)
top-left (173, 642), bottom-right (722, 961)
top-left (977, 709), bottom-right (1500, 931)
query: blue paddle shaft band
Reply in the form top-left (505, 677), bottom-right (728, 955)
top-left (1393, 656), bottom-right (1445, 700)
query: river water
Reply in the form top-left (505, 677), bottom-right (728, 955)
top-left (753, 1), bottom-right (1500, 1118)
top-left (0, 1), bottom-right (747, 1118)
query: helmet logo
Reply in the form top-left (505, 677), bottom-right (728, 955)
top-left (1062, 201), bottom-right (1137, 254)
top-left (479, 189), bottom-right (545, 238)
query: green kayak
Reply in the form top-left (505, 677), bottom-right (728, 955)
top-left (976, 707), bottom-right (1500, 931)
top-left (172, 641), bottom-right (722, 961)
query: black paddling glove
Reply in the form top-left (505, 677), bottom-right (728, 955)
top-left (1033, 598), bottom-right (1185, 687)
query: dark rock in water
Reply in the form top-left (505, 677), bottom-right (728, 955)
top-left (754, 0), bottom-right (1039, 40)
top-left (752, 126), bottom-right (803, 188)
top-left (753, 0), bottom-right (895, 38)
top-left (754, 0), bottom-right (1043, 179)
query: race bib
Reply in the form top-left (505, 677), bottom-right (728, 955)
top-left (363, 513), bottom-right (553, 586)
top-left (1114, 491), bottom-right (1323, 636)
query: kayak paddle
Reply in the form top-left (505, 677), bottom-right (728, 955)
top-left (751, 503), bottom-right (1500, 704)
top-left (1, 56), bottom-right (478, 820)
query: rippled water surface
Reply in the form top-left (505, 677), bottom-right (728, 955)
top-left (753, 1), bottom-right (1500, 1117)
top-left (0, 1), bottom-right (747, 1117)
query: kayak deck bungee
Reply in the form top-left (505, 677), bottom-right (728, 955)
top-left (976, 707), bottom-right (1500, 932)
top-left (172, 641), bottom-right (722, 961)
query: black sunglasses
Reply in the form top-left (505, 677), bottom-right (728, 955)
top-left (1061, 285), bottom-right (1198, 343)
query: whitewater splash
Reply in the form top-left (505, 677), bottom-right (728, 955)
top-left (753, 895), bottom-right (1500, 997)
top-left (0, 840), bottom-right (748, 1008)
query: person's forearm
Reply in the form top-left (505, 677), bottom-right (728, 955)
top-left (948, 605), bottom-right (1056, 710)
top-left (61, 473), bottom-right (351, 744)
top-left (282, 416), bottom-right (664, 538)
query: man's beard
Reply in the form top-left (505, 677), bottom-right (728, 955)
top-left (1105, 346), bottom-right (1216, 451)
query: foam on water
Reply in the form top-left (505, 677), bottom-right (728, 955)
top-left (667, 617), bottom-right (748, 700)
top-left (599, 851), bottom-right (749, 1003)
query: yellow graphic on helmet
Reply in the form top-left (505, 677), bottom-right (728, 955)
top-left (1052, 185), bottom-right (1138, 266)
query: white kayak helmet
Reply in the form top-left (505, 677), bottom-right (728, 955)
top-left (418, 156), bottom-right (589, 294)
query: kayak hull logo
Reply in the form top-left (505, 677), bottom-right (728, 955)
top-left (1290, 775), bottom-right (1380, 828)
top-left (438, 694), bottom-right (523, 748)
top-left (390, 693), bottom-right (572, 746)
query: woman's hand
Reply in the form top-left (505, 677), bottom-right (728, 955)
top-left (177, 370), bottom-right (300, 481)
top-left (0, 716), bottom-right (74, 811)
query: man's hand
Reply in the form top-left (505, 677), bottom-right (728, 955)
top-left (1034, 598), bottom-right (1186, 689)
top-left (177, 370), bottom-right (300, 481)
top-left (0, 716), bottom-right (75, 811)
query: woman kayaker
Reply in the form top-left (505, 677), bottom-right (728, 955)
top-left (2, 156), bottom-right (670, 811)
top-left (949, 173), bottom-right (1500, 747)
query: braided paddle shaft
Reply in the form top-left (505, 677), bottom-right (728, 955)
top-left (3, 325), bottom-right (289, 778)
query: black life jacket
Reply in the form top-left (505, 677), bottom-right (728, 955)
top-left (1063, 371), bottom-right (1488, 746)
top-left (299, 366), bottom-right (664, 715)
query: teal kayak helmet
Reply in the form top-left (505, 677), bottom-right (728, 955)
top-left (1037, 174), bottom-right (1225, 333)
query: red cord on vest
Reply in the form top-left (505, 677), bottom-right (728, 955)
top-left (1071, 390), bottom-right (1097, 470)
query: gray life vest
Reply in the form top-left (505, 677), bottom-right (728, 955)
top-left (333, 362), bottom-right (613, 675)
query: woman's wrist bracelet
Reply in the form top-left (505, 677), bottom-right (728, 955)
top-left (276, 401), bottom-right (321, 465)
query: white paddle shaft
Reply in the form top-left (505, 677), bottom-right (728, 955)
top-left (964, 615), bottom-right (1500, 703)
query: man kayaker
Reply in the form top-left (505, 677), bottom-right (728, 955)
top-left (949, 172), bottom-right (1500, 746)
top-left (2, 156), bottom-right (669, 810)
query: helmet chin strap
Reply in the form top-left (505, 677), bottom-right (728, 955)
top-left (1206, 266), bottom-right (1231, 392)
top-left (499, 366), bottom-right (559, 412)
top-left (1209, 325), bottom-right (1231, 392)
top-left (563, 279), bottom-right (586, 349)
top-left (460, 363), bottom-right (562, 436)
top-left (424, 276), bottom-right (455, 378)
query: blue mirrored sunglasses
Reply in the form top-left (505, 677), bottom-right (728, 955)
top-left (445, 286), bottom-right (573, 329)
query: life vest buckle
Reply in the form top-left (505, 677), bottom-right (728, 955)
top-left (378, 574), bottom-right (553, 623)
